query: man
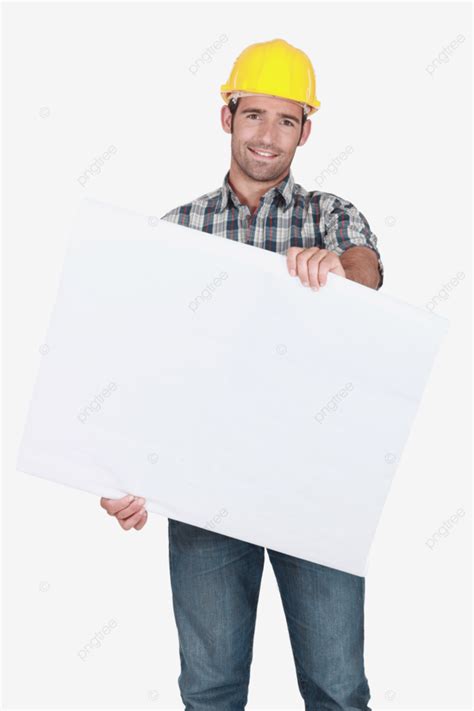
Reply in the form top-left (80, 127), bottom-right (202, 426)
top-left (100, 38), bottom-right (382, 709)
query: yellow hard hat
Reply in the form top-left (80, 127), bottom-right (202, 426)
top-left (220, 38), bottom-right (320, 116)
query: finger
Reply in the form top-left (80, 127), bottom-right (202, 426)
top-left (319, 254), bottom-right (345, 286)
top-left (295, 248), bottom-right (321, 286)
top-left (116, 498), bottom-right (146, 520)
top-left (318, 254), bottom-right (338, 286)
top-left (101, 494), bottom-right (135, 516)
top-left (286, 247), bottom-right (305, 276)
top-left (307, 250), bottom-right (329, 290)
top-left (134, 511), bottom-right (148, 530)
top-left (119, 508), bottom-right (147, 531)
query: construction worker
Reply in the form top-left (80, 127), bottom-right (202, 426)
top-left (100, 38), bottom-right (381, 709)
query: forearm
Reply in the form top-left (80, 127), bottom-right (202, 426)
top-left (339, 246), bottom-right (381, 290)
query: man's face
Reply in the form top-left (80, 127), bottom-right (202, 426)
top-left (221, 94), bottom-right (311, 182)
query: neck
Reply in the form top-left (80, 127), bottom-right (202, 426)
top-left (228, 161), bottom-right (289, 215)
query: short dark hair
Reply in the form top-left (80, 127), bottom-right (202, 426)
top-left (228, 97), bottom-right (307, 139)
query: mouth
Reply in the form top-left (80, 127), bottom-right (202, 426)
top-left (248, 146), bottom-right (279, 160)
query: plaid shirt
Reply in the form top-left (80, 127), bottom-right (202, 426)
top-left (161, 169), bottom-right (383, 288)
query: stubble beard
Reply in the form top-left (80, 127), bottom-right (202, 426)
top-left (231, 138), bottom-right (291, 183)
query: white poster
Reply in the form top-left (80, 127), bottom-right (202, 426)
top-left (16, 197), bottom-right (449, 576)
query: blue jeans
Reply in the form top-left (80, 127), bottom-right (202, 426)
top-left (168, 519), bottom-right (371, 710)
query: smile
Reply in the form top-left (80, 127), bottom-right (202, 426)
top-left (248, 147), bottom-right (278, 160)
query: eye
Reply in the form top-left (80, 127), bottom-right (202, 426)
top-left (247, 113), bottom-right (260, 119)
top-left (282, 119), bottom-right (295, 127)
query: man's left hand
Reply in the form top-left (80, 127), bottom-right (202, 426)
top-left (286, 247), bottom-right (345, 291)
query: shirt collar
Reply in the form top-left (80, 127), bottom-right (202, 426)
top-left (216, 169), bottom-right (295, 213)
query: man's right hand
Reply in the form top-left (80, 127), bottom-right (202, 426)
top-left (100, 494), bottom-right (148, 530)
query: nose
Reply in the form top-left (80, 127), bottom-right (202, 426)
top-left (255, 120), bottom-right (279, 148)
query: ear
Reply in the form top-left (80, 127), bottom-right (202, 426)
top-left (297, 119), bottom-right (312, 147)
top-left (221, 105), bottom-right (233, 135)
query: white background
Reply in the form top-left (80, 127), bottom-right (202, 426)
top-left (2, 1), bottom-right (472, 709)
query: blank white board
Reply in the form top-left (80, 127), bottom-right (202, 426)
top-left (17, 197), bottom-right (449, 576)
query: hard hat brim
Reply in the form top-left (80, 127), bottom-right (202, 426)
top-left (221, 88), bottom-right (320, 115)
